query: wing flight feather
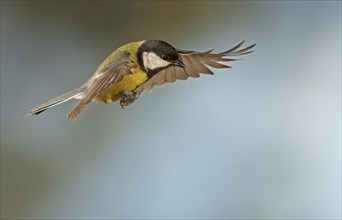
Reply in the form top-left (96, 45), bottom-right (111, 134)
top-left (136, 41), bottom-right (255, 92)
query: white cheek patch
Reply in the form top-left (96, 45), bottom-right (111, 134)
top-left (142, 52), bottom-right (171, 71)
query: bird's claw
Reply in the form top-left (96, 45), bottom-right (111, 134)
top-left (120, 91), bottom-right (139, 109)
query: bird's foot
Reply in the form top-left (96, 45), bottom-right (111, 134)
top-left (120, 91), bottom-right (139, 109)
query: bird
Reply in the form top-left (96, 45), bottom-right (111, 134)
top-left (22, 40), bottom-right (256, 120)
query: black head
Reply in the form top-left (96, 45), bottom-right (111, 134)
top-left (137, 40), bottom-right (184, 77)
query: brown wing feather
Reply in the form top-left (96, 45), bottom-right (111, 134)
top-left (136, 41), bottom-right (255, 92)
top-left (67, 52), bottom-right (131, 120)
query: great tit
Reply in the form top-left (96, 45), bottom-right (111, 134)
top-left (22, 40), bottom-right (255, 120)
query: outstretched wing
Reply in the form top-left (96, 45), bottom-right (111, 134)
top-left (67, 51), bottom-right (132, 120)
top-left (135, 41), bottom-right (256, 91)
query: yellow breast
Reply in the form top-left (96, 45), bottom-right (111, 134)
top-left (95, 68), bottom-right (147, 103)
top-left (94, 41), bottom-right (148, 103)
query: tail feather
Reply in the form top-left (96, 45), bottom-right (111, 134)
top-left (21, 89), bottom-right (82, 117)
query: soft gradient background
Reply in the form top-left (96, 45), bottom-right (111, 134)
top-left (1, 1), bottom-right (341, 219)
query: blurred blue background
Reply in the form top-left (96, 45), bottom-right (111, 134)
top-left (1, 1), bottom-right (341, 219)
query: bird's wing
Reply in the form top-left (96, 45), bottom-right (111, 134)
top-left (135, 41), bottom-right (256, 92)
top-left (68, 52), bottom-right (132, 120)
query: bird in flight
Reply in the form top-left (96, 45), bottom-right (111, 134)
top-left (22, 40), bottom-right (255, 120)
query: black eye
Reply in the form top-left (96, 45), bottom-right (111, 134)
top-left (162, 55), bottom-right (169, 60)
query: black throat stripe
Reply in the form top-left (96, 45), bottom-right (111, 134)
top-left (146, 67), bottom-right (166, 78)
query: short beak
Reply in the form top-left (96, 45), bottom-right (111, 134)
top-left (174, 59), bottom-right (185, 68)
